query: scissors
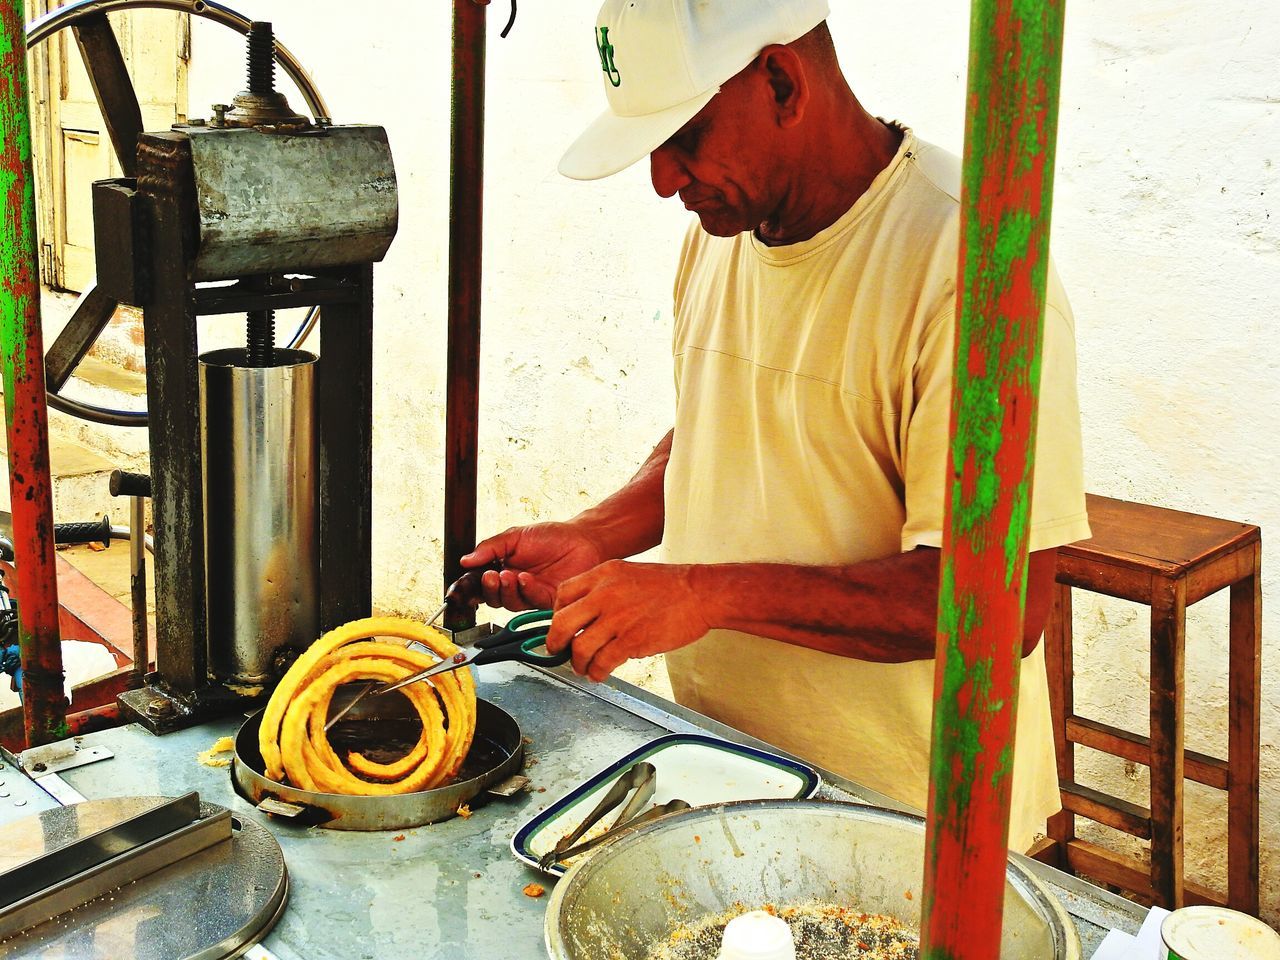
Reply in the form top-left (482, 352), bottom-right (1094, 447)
top-left (324, 610), bottom-right (568, 730)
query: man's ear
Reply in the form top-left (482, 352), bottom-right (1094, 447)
top-left (756, 44), bottom-right (810, 130)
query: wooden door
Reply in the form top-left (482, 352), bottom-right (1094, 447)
top-left (29, 5), bottom-right (189, 292)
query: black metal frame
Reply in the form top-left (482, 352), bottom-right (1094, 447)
top-left (114, 130), bottom-right (373, 730)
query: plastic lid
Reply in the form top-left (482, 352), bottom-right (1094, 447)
top-left (1161, 906), bottom-right (1280, 960)
top-left (717, 911), bottom-right (796, 960)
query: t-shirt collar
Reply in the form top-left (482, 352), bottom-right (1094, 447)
top-left (749, 122), bottom-right (915, 264)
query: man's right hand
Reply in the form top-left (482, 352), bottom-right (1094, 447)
top-left (461, 430), bottom-right (674, 612)
top-left (460, 522), bottom-right (607, 611)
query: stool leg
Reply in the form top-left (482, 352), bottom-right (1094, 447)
top-left (1045, 582), bottom-right (1075, 867)
top-left (1228, 543), bottom-right (1261, 915)
top-left (1150, 577), bottom-right (1186, 909)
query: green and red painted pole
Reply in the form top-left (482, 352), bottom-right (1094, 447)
top-left (1, 0), bottom-right (67, 747)
top-left (920, 1), bottom-right (1066, 956)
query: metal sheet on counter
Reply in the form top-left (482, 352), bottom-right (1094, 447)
top-left (0, 796), bottom-right (287, 960)
top-left (0, 754), bottom-right (61, 828)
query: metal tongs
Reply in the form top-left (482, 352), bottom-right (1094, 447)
top-left (540, 798), bottom-right (691, 872)
top-left (537, 761), bottom-right (690, 871)
top-left (538, 762), bottom-right (656, 869)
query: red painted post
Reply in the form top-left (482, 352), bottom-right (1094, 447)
top-left (1, 0), bottom-right (67, 746)
top-left (920, 1), bottom-right (1066, 956)
top-left (444, 0), bottom-right (487, 630)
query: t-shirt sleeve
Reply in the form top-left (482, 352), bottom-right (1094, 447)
top-left (899, 301), bottom-right (1092, 554)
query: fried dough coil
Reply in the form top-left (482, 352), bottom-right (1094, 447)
top-left (259, 617), bottom-right (477, 795)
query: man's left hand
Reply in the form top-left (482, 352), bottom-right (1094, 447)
top-left (545, 560), bottom-right (712, 682)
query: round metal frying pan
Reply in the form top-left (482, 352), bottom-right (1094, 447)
top-left (231, 697), bottom-right (524, 831)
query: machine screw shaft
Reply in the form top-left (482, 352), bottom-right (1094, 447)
top-left (246, 310), bottom-right (276, 367)
top-left (247, 21), bottom-right (275, 96)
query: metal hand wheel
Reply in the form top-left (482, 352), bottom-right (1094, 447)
top-left (26, 0), bottom-right (331, 427)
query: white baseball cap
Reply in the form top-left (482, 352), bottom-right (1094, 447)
top-left (558, 0), bottom-right (831, 181)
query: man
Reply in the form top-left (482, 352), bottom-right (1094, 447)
top-left (462, 0), bottom-right (1089, 850)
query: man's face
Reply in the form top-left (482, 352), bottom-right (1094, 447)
top-left (649, 73), bottom-right (781, 237)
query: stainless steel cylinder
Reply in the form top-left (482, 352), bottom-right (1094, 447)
top-left (200, 348), bottom-right (318, 688)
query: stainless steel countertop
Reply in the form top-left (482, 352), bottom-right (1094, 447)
top-left (44, 663), bottom-right (1145, 959)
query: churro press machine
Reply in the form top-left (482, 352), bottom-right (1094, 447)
top-left (86, 20), bottom-right (398, 732)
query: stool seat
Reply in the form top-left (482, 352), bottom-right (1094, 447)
top-left (1058, 495), bottom-right (1259, 604)
top-left (1039, 494), bottom-right (1261, 915)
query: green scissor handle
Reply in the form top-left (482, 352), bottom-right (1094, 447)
top-left (472, 609), bottom-right (570, 668)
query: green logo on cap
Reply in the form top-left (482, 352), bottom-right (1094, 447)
top-left (596, 27), bottom-right (621, 87)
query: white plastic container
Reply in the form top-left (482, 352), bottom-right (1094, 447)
top-left (1161, 906), bottom-right (1280, 960)
top-left (718, 910), bottom-right (797, 960)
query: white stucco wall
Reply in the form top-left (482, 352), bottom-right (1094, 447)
top-left (108, 0), bottom-right (1280, 921)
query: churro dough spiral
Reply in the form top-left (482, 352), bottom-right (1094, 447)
top-left (259, 617), bottom-right (477, 795)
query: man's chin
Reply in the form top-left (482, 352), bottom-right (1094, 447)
top-left (694, 210), bottom-right (751, 238)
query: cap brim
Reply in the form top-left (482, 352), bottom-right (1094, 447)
top-left (558, 87), bottom-right (719, 181)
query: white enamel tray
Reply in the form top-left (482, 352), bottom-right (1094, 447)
top-left (512, 733), bottom-right (821, 876)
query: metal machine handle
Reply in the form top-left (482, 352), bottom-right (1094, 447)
top-left (53, 515), bottom-right (112, 549)
top-left (109, 469), bottom-right (151, 498)
top-left (0, 515), bottom-right (153, 562)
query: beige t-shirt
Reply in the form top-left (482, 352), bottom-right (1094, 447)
top-left (660, 129), bottom-right (1090, 851)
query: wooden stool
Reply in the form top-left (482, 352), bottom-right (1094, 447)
top-left (1037, 493), bottom-right (1261, 914)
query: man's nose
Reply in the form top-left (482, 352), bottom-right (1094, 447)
top-left (650, 145), bottom-right (691, 199)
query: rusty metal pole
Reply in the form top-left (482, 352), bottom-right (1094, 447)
top-left (444, 0), bottom-right (487, 630)
top-left (920, 1), bottom-right (1066, 956)
top-left (1, 0), bottom-right (67, 746)
top-left (128, 493), bottom-right (147, 686)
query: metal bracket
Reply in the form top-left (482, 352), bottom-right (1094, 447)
top-left (92, 178), bottom-right (144, 304)
top-left (484, 774), bottom-right (530, 798)
top-left (18, 738), bottom-right (113, 776)
top-left (118, 682), bottom-right (264, 735)
top-left (255, 797), bottom-right (307, 819)
top-left (452, 621), bottom-right (499, 648)
top-left (0, 754), bottom-right (62, 826)
top-left (32, 773), bottom-right (87, 806)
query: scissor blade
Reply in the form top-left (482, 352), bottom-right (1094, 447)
top-left (322, 680), bottom-right (377, 732)
top-left (375, 648), bottom-right (477, 697)
top-left (321, 648), bottom-right (477, 733)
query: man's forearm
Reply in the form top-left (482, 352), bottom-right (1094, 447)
top-left (548, 545), bottom-right (1057, 680)
top-left (689, 549), bottom-right (939, 662)
top-left (689, 547), bottom-right (1056, 662)
top-left (571, 430), bottom-right (672, 560)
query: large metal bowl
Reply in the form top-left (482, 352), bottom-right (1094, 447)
top-left (545, 799), bottom-right (1081, 959)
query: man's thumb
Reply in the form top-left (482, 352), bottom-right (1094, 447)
top-left (461, 536), bottom-right (506, 567)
